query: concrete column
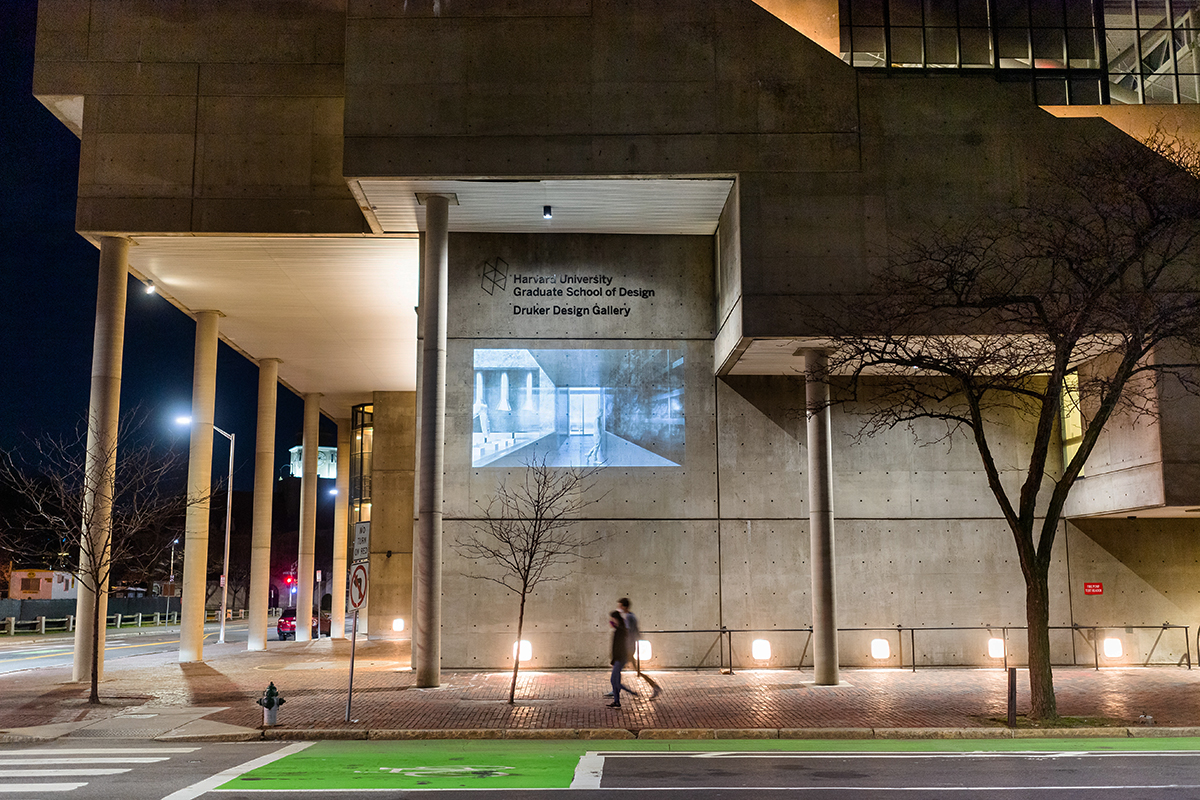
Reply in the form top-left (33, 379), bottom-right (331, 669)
top-left (802, 349), bottom-right (839, 685)
top-left (246, 358), bottom-right (280, 651)
top-left (415, 194), bottom-right (450, 687)
top-left (73, 236), bottom-right (129, 683)
top-left (331, 418), bottom-right (350, 639)
top-left (180, 311), bottom-right (220, 663)
top-left (296, 393), bottom-right (321, 642)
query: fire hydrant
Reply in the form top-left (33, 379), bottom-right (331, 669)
top-left (256, 682), bottom-right (285, 727)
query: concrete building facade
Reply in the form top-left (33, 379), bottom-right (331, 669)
top-left (32, 0), bottom-right (1200, 674)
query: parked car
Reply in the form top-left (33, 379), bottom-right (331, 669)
top-left (276, 608), bottom-right (331, 640)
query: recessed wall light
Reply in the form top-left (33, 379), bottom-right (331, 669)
top-left (543, 205), bottom-right (552, 219)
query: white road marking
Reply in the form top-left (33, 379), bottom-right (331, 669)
top-left (0, 757), bottom-right (172, 764)
top-left (0, 768), bottom-right (131, 777)
top-left (591, 750), bottom-right (1200, 759)
top-left (0, 747), bottom-right (198, 755)
top-left (570, 753), bottom-right (606, 789)
top-left (0, 784), bottom-right (87, 793)
top-left (161, 742), bottom-right (313, 800)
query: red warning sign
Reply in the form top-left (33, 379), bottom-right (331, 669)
top-left (1084, 582), bottom-right (1103, 595)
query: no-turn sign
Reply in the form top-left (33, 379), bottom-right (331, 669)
top-left (349, 562), bottom-right (369, 610)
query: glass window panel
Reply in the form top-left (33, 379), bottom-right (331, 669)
top-left (1033, 28), bottom-right (1067, 64)
top-left (924, 1), bottom-right (957, 26)
top-left (961, 27), bottom-right (993, 64)
top-left (1065, 0), bottom-right (1096, 27)
top-left (1108, 72), bottom-right (1141, 103)
top-left (1036, 78), bottom-right (1069, 104)
top-left (998, 27), bottom-right (1031, 61)
top-left (849, 0), bottom-right (885, 25)
top-left (851, 26), bottom-right (886, 66)
top-left (1067, 27), bottom-right (1098, 65)
top-left (1142, 71), bottom-right (1178, 101)
top-left (959, 0), bottom-right (990, 26)
top-left (890, 0), bottom-right (923, 26)
top-left (1173, 2), bottom-right (1200, 28)
top-left (1176, 30), bottom-right (1200, 68)
top-left (1031, 0), bottom-right (1066, 27)
top-left (926, 26), bottom-right (959, 64)
top-left (1137, 1), bottom-right (1169, 30)
top-left (891, 27), bottom-right (925, 64)
top-left (1069, 76), bottom-right (1102, 102)
top-left (1107, 28), bottom-right (1139, 71)
top-left (840, 23), bottom-right (851, 57)
top-left (1178, 72), bottom-right (1200, 101)
top-left (1104, 2), bottom-right (1138, 30)
top-left (1141, 36), bottom-right (1173, 70)
top-left (996, 0), bottom-right (1029, 26)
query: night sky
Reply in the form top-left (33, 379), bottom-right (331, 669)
top-left (0, 0), bottom-right (329, 492)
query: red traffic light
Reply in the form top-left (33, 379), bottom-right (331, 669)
top-left (284, 575), bottom-right (294, 585)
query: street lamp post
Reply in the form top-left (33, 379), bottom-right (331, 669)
top-left (167, 537), bottom-right (179, 620)
top-left (176, 416), bottom-right (234, 645)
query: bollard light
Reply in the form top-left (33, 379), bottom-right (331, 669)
top-left (1103, 637), bottom-right (1124, 658)
top-left (636, 640), bottom-right (652, 660)
top-left (988, 638), bottom-right (1006, 659)
top-left (751, 639), bottom-right (772, 661)
top-left (392, 618), bottom-right (405, 632)
top-left (513, 639), bottom-right (532, 662)
top-left (870, 638), bottom-right (891, 660)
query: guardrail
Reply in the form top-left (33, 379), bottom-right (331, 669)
top-left (646, 623), bottom-right (1192, 673)
top-left (1, 607), bottom-right (257, 636)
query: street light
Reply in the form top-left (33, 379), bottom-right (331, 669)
top-left (176, 415), bottom-right (235, 644)
top-left (167, 537), bottom-right (179, 620)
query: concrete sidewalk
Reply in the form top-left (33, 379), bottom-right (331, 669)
top-left (2, 637), bottom-right (1200, 742)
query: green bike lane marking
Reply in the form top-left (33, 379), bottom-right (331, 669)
top-left (220, 736), bottom-right (1200, 791)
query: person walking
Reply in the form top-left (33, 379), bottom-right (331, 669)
top-left (607, 610), bottom-right (633, 708)
top-left (619, 597), bottom-right (662, 699)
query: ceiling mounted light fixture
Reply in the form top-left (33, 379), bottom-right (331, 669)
top-left (144, 281), bottom-right (156, 295)
top-left (543, 205), bottom-right (552, 219)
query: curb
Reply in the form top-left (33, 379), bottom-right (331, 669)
top-left (161, 726), bottom-right (1200, 743)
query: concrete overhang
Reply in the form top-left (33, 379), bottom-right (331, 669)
top-left (125, 178), bottom-right (735, 419)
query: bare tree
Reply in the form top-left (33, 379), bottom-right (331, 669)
top-left (0, 414), bottom-right (204, 704)
top-left (818, 129), bottom-right (1200, 720)
top-left (453, 455), bottom-right (605, 703)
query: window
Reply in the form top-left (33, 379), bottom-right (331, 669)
top-left (1061, 373), bottom-right (1085, 475)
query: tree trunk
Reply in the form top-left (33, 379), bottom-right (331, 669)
top-left (1025, 570), bottom-right (1057, 720)
top-left (89, 589), bottom-right (101, 705)
top-left (508, 593), bottom-right (526, 704)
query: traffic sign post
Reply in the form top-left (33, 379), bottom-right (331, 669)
top-left (345, 560), bottom-right (370, 722)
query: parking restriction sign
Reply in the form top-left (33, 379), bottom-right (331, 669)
top-left (349, 562), bottom-right (369, 610)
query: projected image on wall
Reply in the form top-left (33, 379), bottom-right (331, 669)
top-left (472, 348), bottom-right (685, 468)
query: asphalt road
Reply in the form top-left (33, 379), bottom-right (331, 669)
top-left (9, 740), bottom-right (1198, 800)
top-left (0, 623), bottom-right (253, 675)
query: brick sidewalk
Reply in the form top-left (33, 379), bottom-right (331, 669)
top-left (3, 638), bottom-right (1200, 735)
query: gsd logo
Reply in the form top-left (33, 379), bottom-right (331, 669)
top-left (481, 257), bottom-right (509, 295)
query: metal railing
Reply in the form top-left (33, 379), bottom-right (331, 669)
top-left (1, 607), bottom-right (254, 636)
top-left (646, 623), bottom-right (1191, 673)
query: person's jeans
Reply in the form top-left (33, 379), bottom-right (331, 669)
top-left (610, 660), bottom-right (626, 701)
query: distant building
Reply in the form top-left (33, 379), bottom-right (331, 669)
top-left (8, 570), bottom-right (77, 601)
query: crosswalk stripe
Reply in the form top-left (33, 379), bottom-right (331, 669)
top-left (0, 769), bottom-right (131, 777)
top-left (0, 784), bottom-right (87, 793)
